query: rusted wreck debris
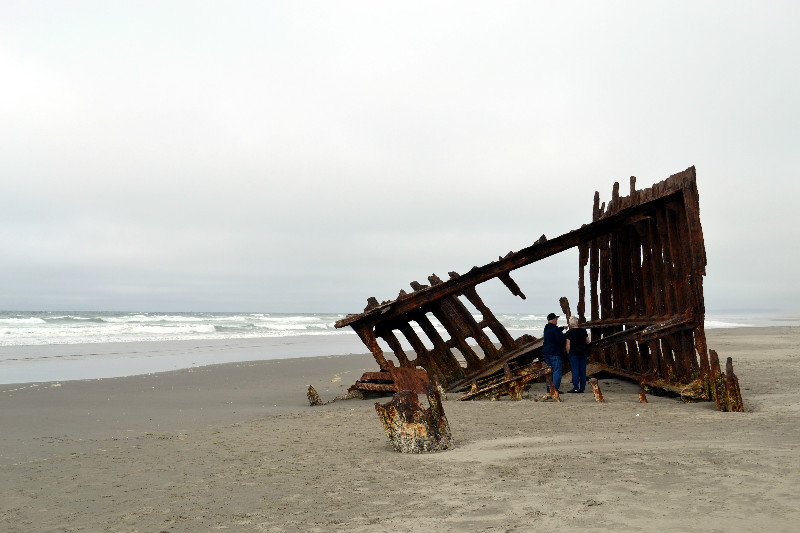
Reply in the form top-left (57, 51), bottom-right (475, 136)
top-left (335, 166), bottom-right (744, 412)
top-left (375, 382), bottom-right (452, 453)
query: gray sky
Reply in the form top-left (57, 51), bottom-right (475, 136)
top-left (1, 2), bottom-right (798, 313)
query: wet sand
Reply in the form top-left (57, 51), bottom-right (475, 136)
top-left (1, 326), bottom-right (799, 532)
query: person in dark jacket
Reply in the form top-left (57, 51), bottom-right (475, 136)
top-left (564, 316), bottom-right (590, 393)
top-left (542, 312), bottom-right (566, 392)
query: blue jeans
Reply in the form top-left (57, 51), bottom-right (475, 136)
top-left (569, 355), bottom-right (587, 392)
top-left (544, 354), bottom-right (562, 391)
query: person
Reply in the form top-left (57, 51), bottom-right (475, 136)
top-left (542, 312), bottom-right (566, 393)
top-left (564, 316), bottom-right (590, 393)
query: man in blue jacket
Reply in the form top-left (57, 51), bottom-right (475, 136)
top-left (542, 312), bottom-right (566, 393)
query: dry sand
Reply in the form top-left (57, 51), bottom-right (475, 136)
top-left (1, 326), bottom-right (798, 532)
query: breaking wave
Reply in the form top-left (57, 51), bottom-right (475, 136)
top-left (0, 311), bottom-right (793, 347)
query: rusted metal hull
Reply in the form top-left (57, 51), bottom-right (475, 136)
top-left (335, 166), bottom-right (743, 411)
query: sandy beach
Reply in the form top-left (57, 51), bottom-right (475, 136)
top-left (1, 326), bottom-right (799, 532)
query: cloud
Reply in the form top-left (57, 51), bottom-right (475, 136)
top-left (1, 2), bottom-right (797, 312)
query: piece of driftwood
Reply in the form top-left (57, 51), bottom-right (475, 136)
top-left (335, 166), bottom-right (744, 412)
top-left (590, 378), bottom-right (605, 403)
top-left (374, 383), bottom-right (452, 453)
top-left (639, 389), bottom-right (648, 403)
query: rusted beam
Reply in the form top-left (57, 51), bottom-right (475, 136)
top-left (375, 326), bottom-right (412, 367)
top-left (446, 338), bottom-right (543, 393)
top-left (412, 312), bottom-right (464, 385)
top-left (457, 361), bottom-right (551, 401)
top-left (709, 349), bottom-right (727, 411)
top-left (461, 288), bottom-right (517, 352)
top-left (590, 378), bottom-right (605, 403)
top-left (434, 290), bottom-right (501, 361)
top-left (429, 302), bottom-right (483, 372)
top-left (395, 322), bottom-right (440, 377)
top-left (498, 272), bottom-right (526, 299)
top-left (577, 241), bottom-right (589, 323)
top-left (625, 225), bottom-right (645, 373)
top-left (725, 357), bottom-right (744, 413)
top-left (589, 192), bottom-right (601, 342)
top-left (693, 325), bottom-right (711, 380)
top-left (545, 375), bottom-right (562, 402)
top-left (353, 324), bottom-right (391, 372)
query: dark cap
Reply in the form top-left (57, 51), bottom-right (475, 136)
top-left (547, 312), bottom-right (559, 321)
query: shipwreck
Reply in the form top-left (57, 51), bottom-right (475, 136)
top-left (334, 166), bottom-right (743, 412)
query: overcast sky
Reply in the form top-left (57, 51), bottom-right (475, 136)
top-left (1, 2), bottom-right (798, 314)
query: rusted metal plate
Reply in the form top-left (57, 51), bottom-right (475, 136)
top-left (388, 365), bottom-right (430, 393)
top-left (348, 363), bottom-right (430, 395)
top-left (336, 166), bottom-right (744, 411)
top-left (360, 371), bottom-right (392, 381)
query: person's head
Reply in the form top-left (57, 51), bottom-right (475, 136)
top-left (547, 312), bottom-right (559, 324)
top-left (568, 316), bottom-right (578, 328)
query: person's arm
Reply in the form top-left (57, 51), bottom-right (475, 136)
top-left (566, 338), bottom-right (571, 354)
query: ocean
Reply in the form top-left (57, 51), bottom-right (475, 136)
top-left (1, 311), bottom-right (797, 385)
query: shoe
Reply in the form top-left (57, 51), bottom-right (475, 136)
top-left (567, 389), bottom-right (580, 393)
top-left (578, 389), bottom-right (585, 393)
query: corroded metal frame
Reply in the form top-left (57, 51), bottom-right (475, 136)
top-left (335, 166), bottom-right (743, 411)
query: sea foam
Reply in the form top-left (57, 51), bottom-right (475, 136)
top-left (0, 311), bottom-right (795, 348)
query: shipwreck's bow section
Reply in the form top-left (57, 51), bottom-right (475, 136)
top-left (336, 166), bottom-right (743, 411)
